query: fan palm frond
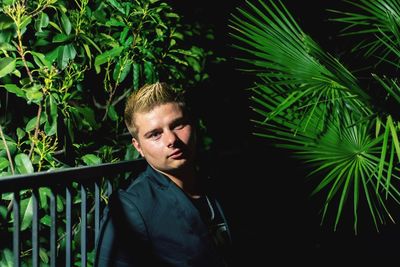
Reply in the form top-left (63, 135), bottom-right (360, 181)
top-left (230, 0), bottom-right (400, 232)
top-left (328, 0), bottom-right (400, 60)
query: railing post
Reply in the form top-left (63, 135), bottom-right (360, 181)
top-left (32, 188), bottom-right (39, 267)
top-left (66, 184), bottom-right (72, 267)
top-left (13, 191), bottom-right (20, 267)
top-left (50, 188), bottom-right (57, 267)
top-left (80, 183), bottom-right (87, 267)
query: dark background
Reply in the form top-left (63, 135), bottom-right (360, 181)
top-left (171, 0), bottom-right (400, 265)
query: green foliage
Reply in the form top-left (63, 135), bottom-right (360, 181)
top-left (0, 0), bottom-right (216, 264)
top-left (230, 0), bottom-right (400, 233)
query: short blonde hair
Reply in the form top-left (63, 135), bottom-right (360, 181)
top-left (124, 82), bottom-right (186, 138)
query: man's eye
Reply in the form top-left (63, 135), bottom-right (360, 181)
top-left (149, 132), bottom-right (161, 139)
top-left (174, 123), bottom-right (185, 130)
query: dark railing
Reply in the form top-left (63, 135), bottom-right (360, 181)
top-left (0, 159), bottom-right (146, 267)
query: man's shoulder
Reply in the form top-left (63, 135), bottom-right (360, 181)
top-left (118, 170), bottom-right (153, 196)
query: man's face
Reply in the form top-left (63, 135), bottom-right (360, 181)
top-left (132, 102), bottom-right (196, 174)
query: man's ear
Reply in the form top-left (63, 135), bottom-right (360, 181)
top-left (132, 138), bottom-right (144, 157)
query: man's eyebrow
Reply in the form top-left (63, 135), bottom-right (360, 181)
top-left (172, 115), bottom-right (190, 125)
top-left (143, 128), bottom-right (160, 138)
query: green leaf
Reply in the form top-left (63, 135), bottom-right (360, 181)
top-left (16, 127), bottom-right (25, 140)
top-left (20, 195), bottom-right (33, 230)
top-left (105, 18), bottom-right (125, 27)
top-left (144, 61), bottom-right (156, 83)
top-left (107, 105), bottom-right (118, 121)
top-left (56, 195), bottom-right (64, 212)
top-left (0, 42), bottom-right (16, 51)
top-left (94, 46), bottom-right (124, 73)
top-left (30, 51), bottom-right (52, 69)
top-left (124, 144), bottom-right (141, 160)
top-left (45, 46), bottom-right (60, 64)
top-left (39, 248), bottom-right (49, 264)
top-left (15, 153), bottom-right (34, 174)
top-left (39, 187), bottom-right (51, 209)
top-left (61, 12), bottom-right (72, 35)
top-left (113, 59), bottom-right (131, 83)
top-left (0, 248), bottom-right (13, 267)
top-left (133, 62), bottom-right (140, 90)
top-left (0, 57), bottom-right (16, 78)
top-left (0, 157), bottom-right (9, 171)
top-left (25, 84), bottom-right (43, 104)
top-left (0, 204), bottom-right (7, 220)
top-left (81, 154), bottom-right (102, 166)
top-left (3, 84), bottom-right (25, 98)
top-left (0, 139), bottom-right (16, 158)
top-left (106, 0), bottom-right (126, 15)
top-left (57, 44), bottom-right (76, 70)
top-left (74, 106), bottom-right (97, 130)
top-left (44, 94), bottom-right (58, 136)
top-left (25, 113), bottom-right (46, 132)
top-left (35, 12), bottom-right (49, 32)
top-left (40, 214), bottom-right (51, 227)
top-left (20, 16), bottom-right (32, 33)
top-left (52, 33), bottom-right (72, 43)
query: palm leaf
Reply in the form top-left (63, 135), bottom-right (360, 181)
top-left (230, 0), bottom-right (400, 232)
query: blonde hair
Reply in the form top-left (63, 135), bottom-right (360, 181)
top-left (124, 82), bottom-right (186, 137)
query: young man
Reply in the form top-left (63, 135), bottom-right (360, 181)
top-left (94, 82), bottom-right (231, 267)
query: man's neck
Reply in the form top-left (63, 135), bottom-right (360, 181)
top-left (161, 167), bottom-right (202, 198)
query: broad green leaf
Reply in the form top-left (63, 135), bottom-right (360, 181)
top-left (20, 195), bottom-right (33, 230)
top-left (45, 46), bottom-right (60, 63)
top-left (15, 153), bottom-right (34, 174)
top-left (1, 192), bottom-right (13, 200)
top-left (107, 105), bottom-right (118, 121)
top-left (40, 214), bottom-right (51, 227)
top-left (39, 248), bottom-right (49, 264)
top-left (0, 139), bottom-right (17, 158)
top-left (0, 205), bottom-right (7, 220)
top-left (16, 127), bottom-right (25, 140)
top-left (113, 60), bottom-right (131, 83)
top-left (3, 84), bottom-right (25, 98)
top-left (144, 61), bottom-right (156, 83)
top-left (39, 187), bottom-right (51, 209)
top-left (30, 51), bottom-right (52, 69)
top-left (74, 106), bottom-right (97, 130)
top-left (0, 42), bottom-right (16, 51)
top-left (57, 195), bottom-right (64, 212)
top-left (106, 0), bottom-right (126, 15)
top-left (105, 18), bottom-right (125, 27)
top-left (25, 113), bottom-right (46, 132)
top-left (133, 63), bottom-right (140, 90)
top-left (61, 13), bottom-right (72, 35)
top-left (57, 45), bottom-right (69, 69)
top-left (94, 46), bottom-right (124, 73)
top-left (0, 157), bottom-right (9, 171)
top-left (119, 27), bottom-right (130, 44)
top-left (52, 33), bottom-right (72, 43)
top-left (0, 57), bottom-right (16, 78)
top-left (48, 21), bottom-right (62, 33)
top-left (0, 248), bottom-right (13, 267)
top-left (20, 16), bottom-right (32, 33)
top-left (81, 154), bottom-right (102, 166)
top-left (124, 144), bottom-right (141, 160)
top-left (25, 84), bottom-right (43, 104)
top-left (35, 12), bottom-right (49, 32)
top-left (44, 94), bottom-right (58, 136)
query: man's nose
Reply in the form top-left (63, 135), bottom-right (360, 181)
top-left (165, 130), bottom-right (178, 148)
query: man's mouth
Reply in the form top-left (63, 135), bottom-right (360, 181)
top-left (168, 150), bottom-right (184, 159)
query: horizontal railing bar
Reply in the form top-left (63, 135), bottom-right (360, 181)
top-left (0, 159), bottom-right (146, 192)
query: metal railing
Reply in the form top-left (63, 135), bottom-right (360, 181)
top-left (0, 159), bottom-right (146, 267)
